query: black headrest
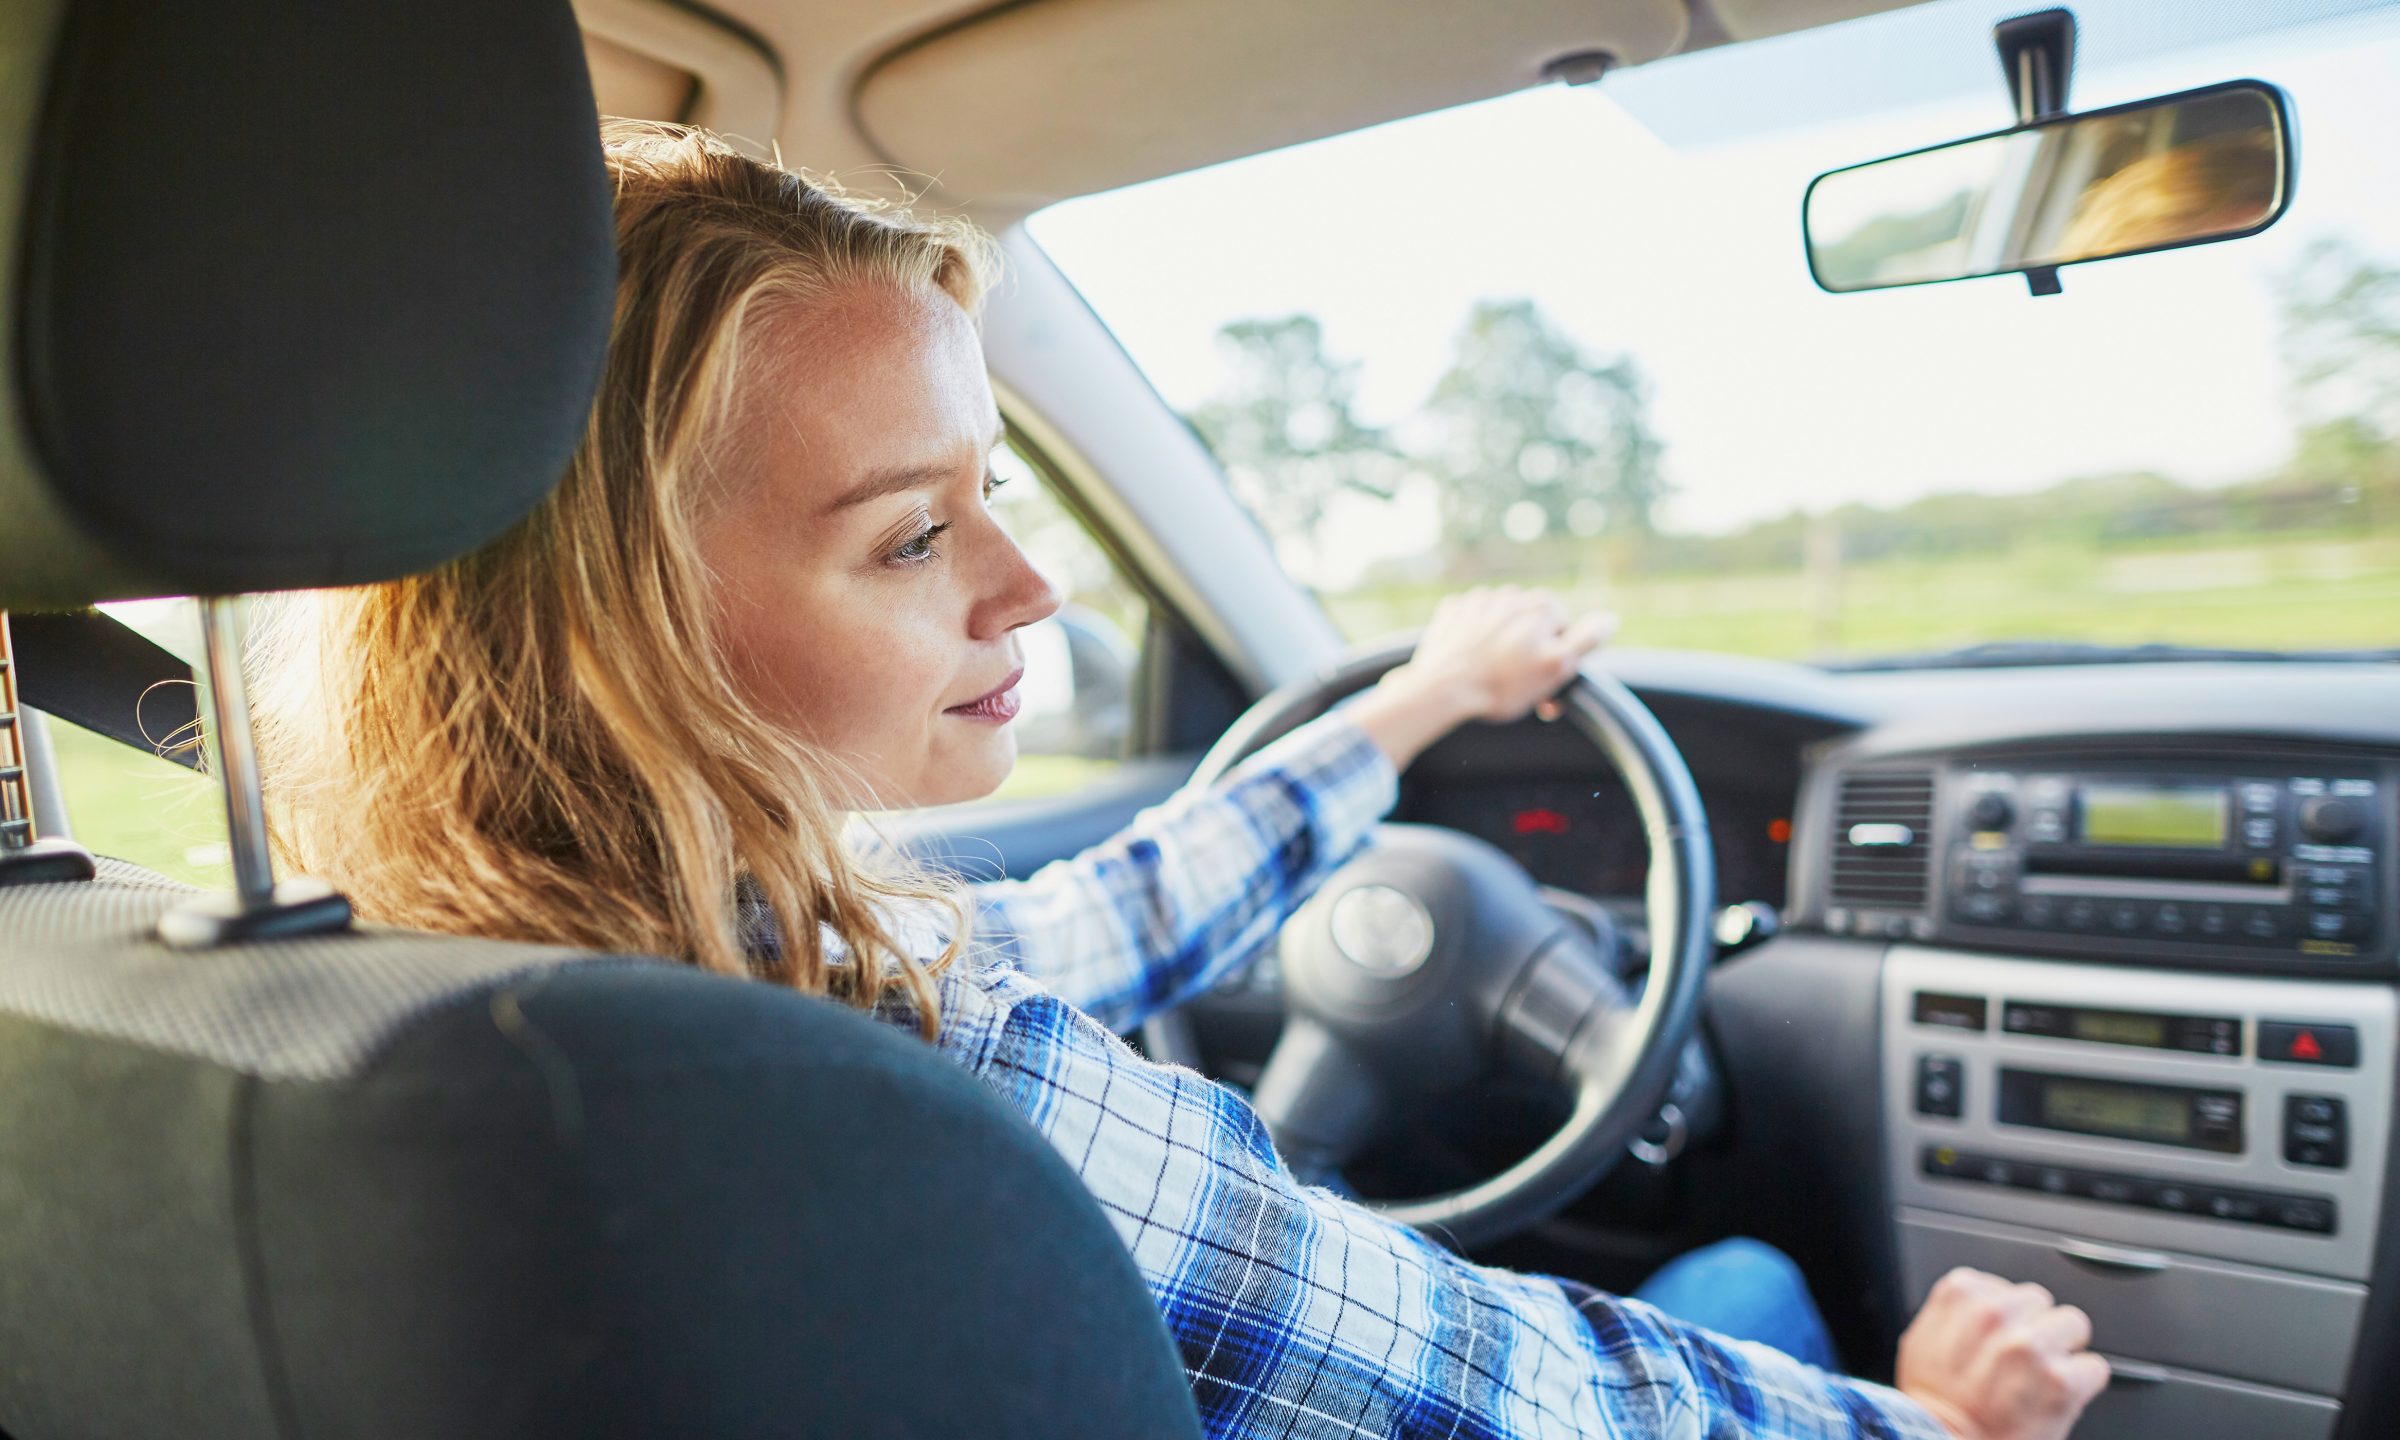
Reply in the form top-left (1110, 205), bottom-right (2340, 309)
top-left (0, 0), bottom-right (616, 607)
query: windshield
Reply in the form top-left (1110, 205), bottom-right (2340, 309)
top-left (1028, 0), bottom-right (2400, 664)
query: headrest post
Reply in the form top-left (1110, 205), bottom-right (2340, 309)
top-left (0, 610), bottom-right (97, 887)
top-left (156, 596), bottom-right (351, 948)
top-left (196, 596), bottom-right (275, 907)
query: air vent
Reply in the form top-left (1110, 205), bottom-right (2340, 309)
top-left (1830, 769), bottom-right (1936, 912)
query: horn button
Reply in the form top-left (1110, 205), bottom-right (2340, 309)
top-left (1272, 823), bottom-right (1612, 1101)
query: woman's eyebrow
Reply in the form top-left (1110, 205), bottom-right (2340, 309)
top-left (825, 465), bottom-right (946, 513)
top-left (824, 415), bottom-right (1006, 513)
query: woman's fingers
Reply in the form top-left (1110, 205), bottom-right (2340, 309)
top-left (1407, 587), bottom-right (1619, 725)
top-left (1558, 612), bottom-right (1619, 660)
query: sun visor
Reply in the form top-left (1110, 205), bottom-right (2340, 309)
top-left (854, 0), bottom-right (1688, 219)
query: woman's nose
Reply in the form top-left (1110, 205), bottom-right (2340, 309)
top-left (972, 527), bottom-right (1063, 640)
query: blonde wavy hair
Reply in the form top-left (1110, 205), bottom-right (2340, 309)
top-left (252, 121), bottom-right (1003, 1035)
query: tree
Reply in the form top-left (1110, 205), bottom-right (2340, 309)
top-left (1419, 299), bottom-right (1665, 559)
top-left (2277, 238), bottom-right (2400, 518)
top-left (1183, 316), bottom-right (1400, 547)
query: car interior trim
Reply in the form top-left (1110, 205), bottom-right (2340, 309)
top-left (573, 0), bottom-right (783, 149)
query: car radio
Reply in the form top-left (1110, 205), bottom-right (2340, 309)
top-left (1944, 766), bottom-right (2384, 960)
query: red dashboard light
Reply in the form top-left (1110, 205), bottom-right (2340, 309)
top-left (1512, 807), bottom-right (1571, 836)
top-left (1768, 818), bottom-right (1793, 844)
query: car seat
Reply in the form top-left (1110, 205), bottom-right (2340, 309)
top-left (0, 3), bottom-right (1204, 1437)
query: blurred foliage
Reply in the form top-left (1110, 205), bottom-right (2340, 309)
top-left (1811, 189), bottom-right (1973, 290)
top-left (1184, 240), bottom-right (2400, 659)
top-left (1423, 300), bottom-right (1667, 558)
top-left (1183, 300), bottom-right (1667, 570)
top-left (2281, 236), bottom-right (2400, 442)
top-left (1183, 316), bottom-right (1402, 544)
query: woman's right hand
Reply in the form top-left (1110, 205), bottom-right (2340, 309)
top-left (1896, 1267), bottom-right (2110, 1440)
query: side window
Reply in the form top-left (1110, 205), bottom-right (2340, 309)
top-left (42, 713), bottom-right (229, 887)
top-left (35, 599), bottom-right (226, 885)
top-left (986, 440), bottom-right (1152, 801)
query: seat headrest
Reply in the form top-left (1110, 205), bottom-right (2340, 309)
top-left (0, 0), bottom-right (616, 607)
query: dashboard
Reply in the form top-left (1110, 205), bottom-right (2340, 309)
top-left (1171, 651), bottom-right (2400, 1440)
top-left (1390, 691), bottom-right (1846, 913)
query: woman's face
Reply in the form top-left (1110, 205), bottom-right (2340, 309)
top-left (701, 282), bottom-right (1061, 810)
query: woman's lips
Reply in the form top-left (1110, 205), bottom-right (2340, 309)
top-left (946, 668), bottom-right (1024, 724)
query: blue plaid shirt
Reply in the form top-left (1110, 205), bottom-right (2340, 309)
top-left (858, 713), bottom-right (1948, 1440)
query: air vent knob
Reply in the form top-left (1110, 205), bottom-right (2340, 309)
top-left (1967, 793), bottom-right (2014, 832)
top-left (2300, 797), bottom-right (2362, 843)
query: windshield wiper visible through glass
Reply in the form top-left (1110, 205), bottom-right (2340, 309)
top-left (1825, 640), bottom-right (2400, 672)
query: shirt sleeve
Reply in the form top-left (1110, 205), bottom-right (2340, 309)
top-left (968, 976), bottom-right (1953, 1440)
top-left (966, 709), bottom-right (1398, 1033)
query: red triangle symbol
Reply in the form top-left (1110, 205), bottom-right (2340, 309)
top-left (2292, 1030), bottom-right (2324, 1061)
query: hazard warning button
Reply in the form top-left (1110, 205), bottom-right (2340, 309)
top-left (2260, 1021), bottom-right (2359, 1068)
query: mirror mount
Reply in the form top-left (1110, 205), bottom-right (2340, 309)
top-left (1994, 8), bottom-right (2078, 295)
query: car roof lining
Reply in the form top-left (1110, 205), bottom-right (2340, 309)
top-left (622, 0), bottom-right (1943, 228)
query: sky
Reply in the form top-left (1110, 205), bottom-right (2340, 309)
top-left (1027, 0), bottom-right (2400, 566)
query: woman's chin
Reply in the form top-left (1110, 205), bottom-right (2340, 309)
top-left (925, 724), bottom-right (1018, 807)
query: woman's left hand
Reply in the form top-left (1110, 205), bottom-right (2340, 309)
top-left (1348, 586), bottom-right (1617, 772)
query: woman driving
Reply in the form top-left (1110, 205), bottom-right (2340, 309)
top-left (253, 122), bottom-right (2105, 1440)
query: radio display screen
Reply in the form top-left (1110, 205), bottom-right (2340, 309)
top-left (1998, 1069), bottom-right (2243, 1153)
top-left (2070, 1009), bottom-right (2168, 1048)
top-left (2078, 783), bottom-right (2228, 849)
top-left (2041, 1078), bottom-right (2191, 1145)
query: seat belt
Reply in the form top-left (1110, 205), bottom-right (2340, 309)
top-left (11, 610), bottom-right (201, 770)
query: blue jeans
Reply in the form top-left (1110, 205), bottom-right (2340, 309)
top-left (1568, 1237), bottom-right (1842, 1371)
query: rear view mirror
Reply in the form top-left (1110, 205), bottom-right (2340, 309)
top-left (1805, 80), bottom-right (2293, 293)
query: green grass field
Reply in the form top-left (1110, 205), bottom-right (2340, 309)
top-left (40, 720), bottom-right (1130, 887)
top-left (45, 530), bottom-right (2400, 884)
top-left (1327, 533), bottom-right (2400, 659)
top-left (43, 718), bottom-right (230, 887)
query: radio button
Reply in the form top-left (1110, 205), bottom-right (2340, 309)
top-left (2196, 905), bottom-right (2232, 938)
top-left (2173, 1015), bottom-right (2241, 1056)
top-left (1966, 792), bottom-right (2014, 831)
top-left (1912, 993), bottom-right (1988, 1031)
top-left (2019, 895), bottom-right (2057, 928)
top-left (1955, 892), bottom-right (2014, 924)
top-left (2062, 899), bottom-right (2101, 931)
top-left (2299, 796), bottom-right (2364, 844)
top-left (2153, 903), bottom-right (2190, 936)
top-left (2239, 908), bottom-right (2290, 942)
top-left (2240, 781), bottom-right (2281, 815)
top-left (2302, 911), bottom-right (2368, 943)
top-left (2107, 903), bottom-right (2145, 934)
top-left (2205, 1189), bottom-right (2266, 1224)
top-left (1922, 1145), bottom-right (1974, 1179)
top-left (2260, 1021), bottom-right (2360, 1068)
top-left (2283, 1094), bottom-right (2348, 1169)
top-left (2148, 1180), bottom-right (2202, 1214)
top-left (1915, 1055), bottom-right (1964, 1118)
top-left (2270, 1196), bottom-right (2337, 1233)
top-left (2242, 815), bottom-right (2280, 849)
top-left (2078, 1172), bottom-right (2142, 1205)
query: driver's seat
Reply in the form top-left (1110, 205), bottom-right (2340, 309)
top-left (0, 3), bottom-right (1203, 1437)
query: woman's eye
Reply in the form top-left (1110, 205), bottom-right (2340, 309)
top-left (982, 470), bottom-right (1009, 501)
top-left (891, 520), bottom-right (952, 565)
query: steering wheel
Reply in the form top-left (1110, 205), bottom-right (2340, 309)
top-left (1143, 639), bottom-right (1716, 1251)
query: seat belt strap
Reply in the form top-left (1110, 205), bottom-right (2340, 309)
top-left (11, 610), bottom-right (201, 770)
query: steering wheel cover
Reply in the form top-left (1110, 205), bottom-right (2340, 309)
top-left (1155, 640), bottom-right (1717, 1249)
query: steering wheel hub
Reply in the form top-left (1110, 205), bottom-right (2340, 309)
top-left (1327, 885), bottom-right (1434, 977)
